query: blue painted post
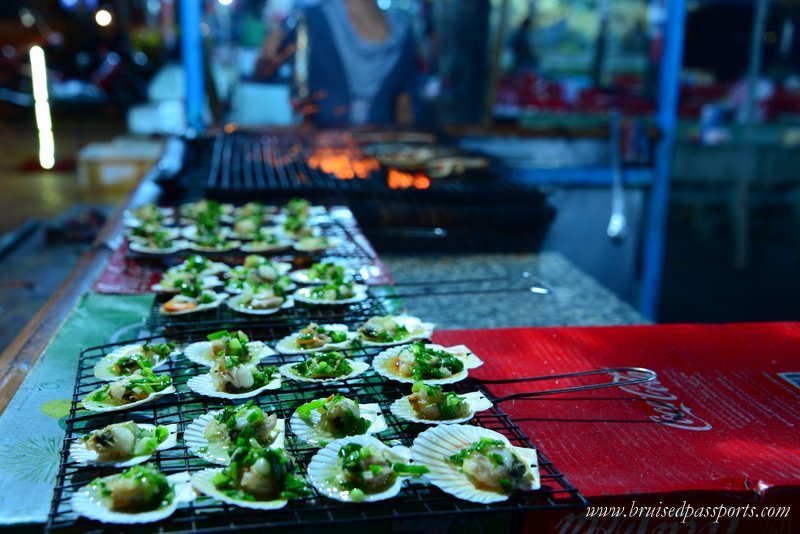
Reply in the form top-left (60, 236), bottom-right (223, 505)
top-left (639, 0), bottom-right (686, 320)
top-left (180, 0), bottom-right (205, 132)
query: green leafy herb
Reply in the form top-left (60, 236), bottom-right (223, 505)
top-left (448, 438), bottom-right (506, 466)
top-left (291, 352), bottom-right (353, 379)
top-left (405, 341), bottom-right (464, 380)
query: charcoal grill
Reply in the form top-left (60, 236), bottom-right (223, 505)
top-left (169, 130), bottom-right (552, 253)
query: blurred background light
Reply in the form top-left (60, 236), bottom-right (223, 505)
top-left (95, 9), bottom-right (113, 27)
top-left (29, 46), bottom-right (55, 170)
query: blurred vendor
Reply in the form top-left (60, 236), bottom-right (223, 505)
top-left (256, 0), bottom-right (417, 126)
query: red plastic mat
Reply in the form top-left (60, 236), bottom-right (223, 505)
top-left (432, 322), bottom-right (800, 499)
top-left (93, 240), bottom-right (163, 294)
top-left (94, 207), bottom-right (394, 294)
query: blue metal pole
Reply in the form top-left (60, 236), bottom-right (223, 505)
top-left (639, 0), bottom-right (686, 320)
top-left (180, 0), bottom-right (205, 132)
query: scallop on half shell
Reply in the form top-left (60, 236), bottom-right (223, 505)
top-left (372, 344), bottom-right (483, 385)
top-left (390, 391), bottom-right (493, 425)
top-left (93, 344), bottom-right (175, 382)
top-left (71, 471), bottom-right (195, 524)
top-left (184, 411), bottom-right (285, 465)
top-left (410, 425), bottom-right (540, 504)
top-left (183, 340), bottom-right (276, 368)
top-left (70, 423), bottom-right (179, 468)
top-left (307, 435), bottom-right (413, 503)
top-left (289, 398), bottom-right (386, 447)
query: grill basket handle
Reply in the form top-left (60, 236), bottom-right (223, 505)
top-left (476, 367), bottom-right (657, 403)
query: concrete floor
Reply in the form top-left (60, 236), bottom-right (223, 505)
top-left (0, 112), bottom-right (128, 234)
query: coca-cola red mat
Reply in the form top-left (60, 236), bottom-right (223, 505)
top-left (432, 323), bottom-right (800, 499)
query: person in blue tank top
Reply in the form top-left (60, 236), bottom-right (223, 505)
top-left (256, 0), bottom-right (417, 126)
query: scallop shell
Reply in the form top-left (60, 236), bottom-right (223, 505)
top-left (81, 379), bottom-right (176, 413)
top-left (158, 292), bottom-right (228, 316)
top-left (223, 259), bottom-right (292, 283)
top-left (191, 468), bottom-right (291, 510)
top-left (293, 237), bottom-right (343, 253)
top-left (186, 371), bottom-right (281, 400)
top-left (70, 423), bottom-right (179, 467)
top-left (128, 240), bottom-right (188, 255)
top-left (179, 214), bottom-right (235, 226)
top-left (275, 325), bottom-right (358, 355)
top-left (226, 294), bottom-right (295, 316)
top-left (93, 344), bottom-right (175, 382)
top-left (183, 340), bottom-right (276, 368)
top-left (127, 227), bottom-right (181, 242)
top-left (282, 226), bottom-right (321, 241)
top-left (279, 359), bottom-right (369, 384)
top-left (181, 201), bottom-right (235, 217)
top-left (224, 280), bottom-right (296, 296)
top-left (239, 240), bottom-right (292, 253)
top-left (307, 435), bottom-right (412, 503)
top-left (372, 344), bottom-right (483, 385)
top-left (274, 205), bottom-right (327, 221)
top-left (233, 205), bottom-right (280, 219)
top-left (289, 400), bottom-right (386, 447)
top-left (359, 315), bottom-right (436, 347)
top-left (187, 240), bottom-right (242, 253)
top-left (229, 225), bottom-right (282, 241)
top-left (271, 261), bottom-right (293, 275)
top-left (182, 226), bottom-right (231, 242)
top-left (151, 275), bottom-right (222, 294)
top-left (70, 471), bottom-right (194, 524)
top-left (123, 208), bottom-right (174, 228)
top-left (197, 261), bottom-right (230, 276)
top-left (390, 391), bottom-right (493, 425)
top-left (292, 284), bottom-right (368, 306)
top-left (287, 261), bottom-right (351, 285)
top-left (184, 412), bottom-right (285, 465)
top-left (410, 425), bottom-right (540, 504)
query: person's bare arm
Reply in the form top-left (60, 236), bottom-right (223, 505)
top-left (254, 27), bottom-right (289, 79)
top-left (395, 92), bottom-right (413, 124)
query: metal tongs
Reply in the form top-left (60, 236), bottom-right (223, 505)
top-left (469, 367), bottom-right (656, 403)
top-left (387, 272), bottom-right (551, 298)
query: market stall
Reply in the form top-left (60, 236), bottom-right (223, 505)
top-left (0, 140), bottom-right (797, 531)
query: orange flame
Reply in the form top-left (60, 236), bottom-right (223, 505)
top-left (387, 169), bottom-right (431, 190)
top-left (307, 147), bottom-right (380, 180)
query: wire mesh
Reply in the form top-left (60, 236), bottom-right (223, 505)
top-left (125, 209), bottom-right (377, 263)
top-left (46, 324), bottom-right (586, 532)
top-left (147, 292), bottom-right (393, 335)
top-left (165, 130), bottom-right (554, 254)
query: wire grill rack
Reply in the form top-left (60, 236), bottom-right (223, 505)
top-left (171, 131), bottom-right (554, 254)
top-left (146, 292), bottom-right (396, 335)
top-left (125, 209), bottom-right (378, 263)
top-left (205, 131), bottom-right (383, 199)
top-left (46, 325), bottom-right (586, 532)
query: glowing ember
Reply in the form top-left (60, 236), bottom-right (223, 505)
top-left (307, 147), bottom-right (380, 180)
top-left (387, 169), bottom-right (431, 190)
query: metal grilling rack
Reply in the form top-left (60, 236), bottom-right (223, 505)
top-left (178, 130), bottom-right (553, 253)
top-left (204, 131), bottom-right (384, 199)
top-left (146, 293), bottom-right (397, 334)
top-left (125, 209), bottom-right (378, 262)
top-left (46, 321), bottom-right (587, 532)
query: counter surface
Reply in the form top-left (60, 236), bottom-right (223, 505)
top-left (0, 249), bottom-right (642, 526)
top-left (382, 252), bottom-right (647, 329)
